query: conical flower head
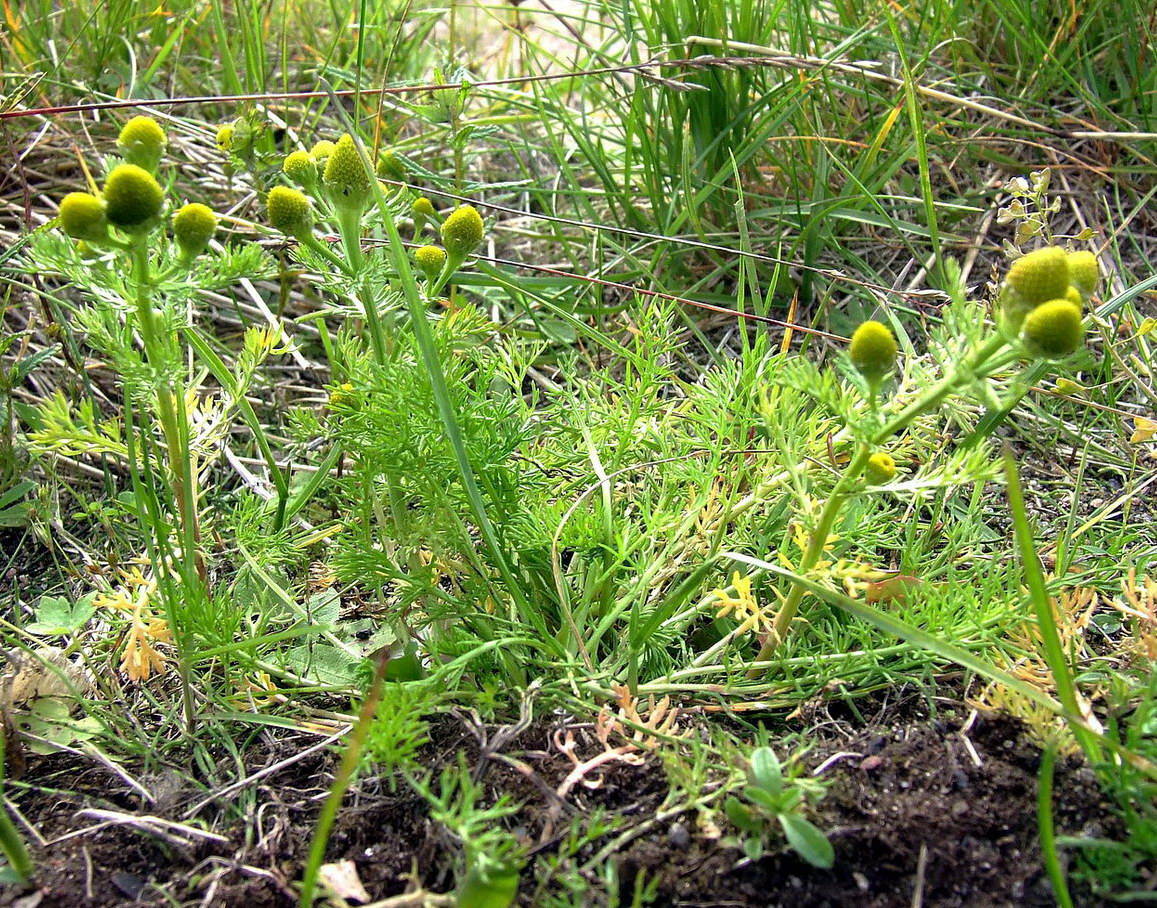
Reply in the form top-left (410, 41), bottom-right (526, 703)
top-left (172, 202), bottom-right (217, 258)
top-left (864, 452), bottom-right (897, 485)
top-left (266, 186), bottom-right (312, 237)
top-left (849, 320), bottom-right (897, 383)
top-left (411, 197), bottom-right (436, 238)
top-left (103, 163), bottom-right (164, 230)
top-left (323, 134), bottom-right (372, 208)
top-left (1067, 251), bottom-right (1099, 298)
top-left (1007, 246), bottom-right (1069, 305)
top-left (118, 115), bottom-right (166, 172)
top-left (283, 150), bottom-right (318, 187)
top-left (311, 140), bottom-right (336, 162)
top-left (1022, 299), bottom-right (1083, 359)
top-left (59, 192), bottom-right (109, 242)
top-left (415, 245), bottom-right (446, 282)
top-left (440, 205), bottom-right (484, 261)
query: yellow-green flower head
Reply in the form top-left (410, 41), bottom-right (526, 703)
top-left (118, 115), bottom-right (166, 172)
top-left (440, 205), bottom-right (485, 261)
top-left (415, 245), bottom-right (446, 281)
top-left (103, 163), bottom-right (164, 230)
top-left (1021, 299), bottom-right (1083, 359)
top-left (328, 381), bottom-right (358, 409)
top-left (59, 192), bottom-right (109, 242)
top-left (1064, 286), bottom-right (1083, 307)
top-left (1006, 246), bottom-right (1069, 306)
top-left (864, 452), bottom-right (897, 485)
top-left (849, 320), bottom-right (897, 383)
top-left (323, 134), bottom-right (372, 206)
top-left (1067, 251), bottom-right (1099, 298)
top-left (283, 150), bottom-right (318, 186)
top-left (311, 140), bottom-right (336, 161)
top-left (172, 202), bottom-right (217, 258)
top-left (412, 197), bottom-right (437, 219)
top-left (215, 123), bottom-right (235, 152)
top-left (266, 186), bottom-right (312, 237)
top-left (376, 149), bottom-right (405, 181)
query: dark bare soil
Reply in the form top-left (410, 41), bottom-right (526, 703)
top-left (0, 686), bottom-right (1118, 908)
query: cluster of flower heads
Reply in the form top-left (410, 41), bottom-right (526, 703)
top-left (1001, 246), bottom-right (1098, 359)
top-left (57, 116), bottom-right (217, 264)
top-left (264, 133), bottom-right (485, 281)
top-left (840, 245), bottom-right (1097, 488)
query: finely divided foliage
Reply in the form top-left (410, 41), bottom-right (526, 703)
top-left (1, 0), bottom-right (1156, 904)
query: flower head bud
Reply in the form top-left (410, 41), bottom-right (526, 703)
top-left (266, 186), bottom-right (313, 237)
top-left (59, 192), bottom-right (109, 243)
top-left (415, 245), bottom-right (446, 282)
top-left (118, 115), bottom-right (167, 172)
top-left (283, 150), bottom-right (318, 187)
top-left (322, 134), bottom-right (371, 209)
top-left (116, 115), bottom-right (166, 173)
top-left (1006, 246), bottom-right (1069, 306)
top-left (411, 196), bottom-right (436, 238)
top-left (1021, 299), bottom-right (1083, 359)
top-left (864, 452), bottom-right (897, 485)
top-left (215, 123), bottom-right (235, 152)
top-left (172, 202), bottom-right (217, 260)
top-left (103, 163), bottom-right (164, 231)
top-left (1066, 251), bottom-right (1099, 298)
top-left (440, 205), bottom-right (485, 262)
top-left (848, 320), bottom-right (897, 384)
top-left (311, 140), bottom-right (336, 162)
top-left (1064, 286), bottom-right (1083, 307)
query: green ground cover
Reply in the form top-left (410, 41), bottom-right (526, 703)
top-left (1, 0), bottom-right (1156, 904)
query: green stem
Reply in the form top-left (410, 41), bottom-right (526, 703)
top-left (129, 241), bottom-right (205, 584)
top-left (367, 180), bottom-right (532, 621)
top-left (748, 442), bottom-right (873, 674)
top-left (122, 390), bottom-right (198, 733)
top-left (333, 204), bottom-right (389, 364)
top-left (300, 232), bottom-right (356, 276)
top-left (429, 252), bottom-right (466, 300)
top-left (870, 333), bottom-right (1007, 446)
top-left (1005, 452), bottom-right (1103, 762)
top-left (1037, 745), bottom-right (1074, 908)
top-left (749, 332), bottom-right (1011, 674)
top-left (298, 651), bottom-right (391, 907)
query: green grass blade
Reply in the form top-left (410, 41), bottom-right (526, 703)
top-left (1003, 449), bottom-right (1103, 762)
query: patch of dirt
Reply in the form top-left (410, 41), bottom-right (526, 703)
top-left (624, 713), bottom-right (1110, 907)
top-left (0, 700), bottom-right (1118, 907)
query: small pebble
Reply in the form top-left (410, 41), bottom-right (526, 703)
top-left (860, 755), bottom-right (883, 771)
top-left (667, 822), bottom-right (690, 850)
